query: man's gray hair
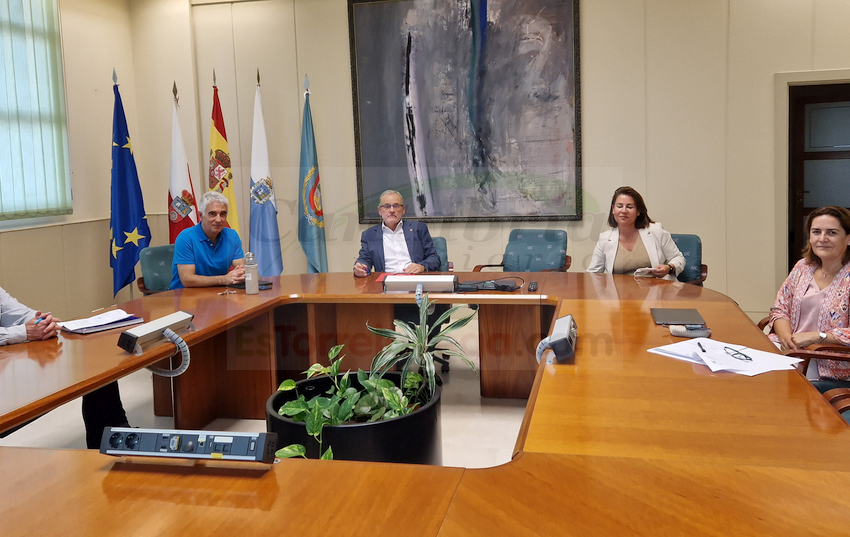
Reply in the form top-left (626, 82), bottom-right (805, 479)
top-left (200, 191), bottom-right (228, 214)
top-left (378, 190), bottom-right (404, 207)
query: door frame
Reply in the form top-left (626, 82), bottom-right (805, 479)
top-left (774, 69), bottom-right (850, 292)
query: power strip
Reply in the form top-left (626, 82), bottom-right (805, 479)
top-left (456, 280), bottom-right (519, 292)
top-left (99, 427), bottom-right (277, 463)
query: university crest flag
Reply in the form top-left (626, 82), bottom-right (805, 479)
top-left (298, 88), bottom-right (328, 273)
top-left (110, 84), bottom-right (151, 296)
top-left (249, 83), bottom-right (283, 277)
top-left (168, 96), bottom-right (198, 243)
top-left (208, 84), bottom-right (240, 234)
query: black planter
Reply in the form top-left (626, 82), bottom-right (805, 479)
top-left (265, 372), bottom-right (442, 465)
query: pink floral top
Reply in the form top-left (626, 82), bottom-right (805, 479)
top-left (768, 258), bottom-right (850, 379)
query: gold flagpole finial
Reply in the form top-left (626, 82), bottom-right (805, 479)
top-left (213, 69), bottom-right (217, 87)
top-left (112, 68), bottom-right (117, 85)
top-left (172, 81), bottom-right (178, 100)
top-left (257, 68), bottom-right (261, 86)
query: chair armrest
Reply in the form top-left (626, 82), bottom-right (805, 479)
top-left (823, 388), bottom-right (850, 406)
top-left (757, 316), bottom-right (769, 331)
top-left (473, 263), bottom-right (504, 272)
top-left (137, 277), bottom-right (154, 295)
top-left (680, 265), bottom-right (708, 285)
top-left (810, 343), bottom-right (850, 353)
top-left (786, 347), bottom-right (850, 362)
top-left (834, 398), bottom-right (850, 414)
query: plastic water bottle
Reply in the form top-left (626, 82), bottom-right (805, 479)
top-left (245, 252), bottom-right (259, 295)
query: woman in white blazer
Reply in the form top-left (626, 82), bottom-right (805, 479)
top-left (587, 186), bottom-right (685, 281)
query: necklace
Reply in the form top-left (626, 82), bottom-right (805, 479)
top-left (621, 231), bottom-right (637, 243)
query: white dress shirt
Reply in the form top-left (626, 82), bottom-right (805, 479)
top-left (382, 220), bottom-right (413, 273)
top-left (0, 286), bottom-right (36, 346)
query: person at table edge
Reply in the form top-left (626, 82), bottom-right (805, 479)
top-left (768, 205), bottom-right (850, 392)
top-left (353, 190), bottom-right (440, 277)
top-left (170, 191), bottom-right (246, 290)
top-left (587, 186), bottom-right (685, 281)
top-left (0, 288), bottom-right (130, 449)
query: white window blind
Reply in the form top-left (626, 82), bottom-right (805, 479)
top-left (0, 0), bottom-right (72, 220)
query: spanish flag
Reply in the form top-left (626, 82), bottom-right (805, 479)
top-left (208, 84), bottom-right (240, 234)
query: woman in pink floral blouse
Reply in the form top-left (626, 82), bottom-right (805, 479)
top-left (768, 206), bottom-right (850, 389)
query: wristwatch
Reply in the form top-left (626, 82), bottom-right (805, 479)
top-left (667, 263), bottom-right (676, 275)
top-left (819, 331), bottom-right (828, 343)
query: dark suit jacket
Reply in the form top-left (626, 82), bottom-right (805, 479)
top-left (356, 220), bottom-right (440, 273)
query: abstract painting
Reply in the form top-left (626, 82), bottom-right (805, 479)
top-left (349, 0), bottom-right (581, 222)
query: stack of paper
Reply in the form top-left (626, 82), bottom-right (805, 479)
top-left (648, 337), bottom-right (802, 376)
top-left (58, 309), bottom-right (143, 335)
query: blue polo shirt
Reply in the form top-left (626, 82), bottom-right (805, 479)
top-left (169, 224), bottom-right (245, 290)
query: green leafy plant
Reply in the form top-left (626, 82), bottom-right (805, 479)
top-left (274, 294), bottom-right (476, 460)
top-left (367, 294), bottom-right (477, 403)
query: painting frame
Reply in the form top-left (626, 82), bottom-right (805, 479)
top-left (348, 0), bottom-right (582, 224)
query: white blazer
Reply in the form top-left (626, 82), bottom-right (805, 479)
top-left (586, 222), bottom-right (685, 281)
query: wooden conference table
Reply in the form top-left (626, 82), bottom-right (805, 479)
top-left (0, 272), bottom-right (549, 433)
top-left (3, 273), bottom-right (850, 536)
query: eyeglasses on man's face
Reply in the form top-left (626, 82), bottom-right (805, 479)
top-left (379, 204), bottom-right (404, 210)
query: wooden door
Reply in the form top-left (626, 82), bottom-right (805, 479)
top-left (788, 83), bottom-right (850, 271)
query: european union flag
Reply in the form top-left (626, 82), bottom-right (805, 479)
top-left (298, 88), bottom-right (328, 273)
top-left (110, 84), bottom-right (151, 296)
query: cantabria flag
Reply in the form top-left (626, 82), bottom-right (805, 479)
top-left (168, 96), bottom-right (198, 243)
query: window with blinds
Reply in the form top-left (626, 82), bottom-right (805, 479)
top-left (0, 0), bottom-right (73, 220)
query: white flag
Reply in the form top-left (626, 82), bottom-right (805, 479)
top-left (249, 83), bottom-right (283, 277)
top-left (168, 98), bottom-right (199, 243)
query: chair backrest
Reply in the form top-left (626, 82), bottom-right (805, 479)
top-left (671, 234), bottom-right (702, 283)
top-left (432, 237), bottom-right (449, 272)
top-left (139, 244), bottom-right (175, 293)
top-left (503, 229), bottom-right (568, 272)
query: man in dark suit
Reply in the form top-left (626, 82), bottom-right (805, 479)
top-left (353, 190), bottom-right (445, 329)
top-left (354, 190), bottom-right (440, 276)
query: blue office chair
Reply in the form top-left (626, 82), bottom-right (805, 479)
top-left (670, 234), bottom-right (707, 285)
top-left (137, 244), bottom-right (175, 295)
top-left (431, 236), bottom-right (453, 272)
top-left (473, 229), bottom-right (570, 272)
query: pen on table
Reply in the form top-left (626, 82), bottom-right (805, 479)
top-left (697, 342), bottom-right (706, 353)
top-left (35, 312), bottom-right (51, 325)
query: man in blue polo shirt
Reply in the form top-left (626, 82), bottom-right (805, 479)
top-left (170, 191), bottom-right (246, 290)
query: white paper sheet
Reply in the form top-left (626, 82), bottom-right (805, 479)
top-left (648, 337), bottom-right (802, 377)
top-left (57, 309), bottom-right (133, 331)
